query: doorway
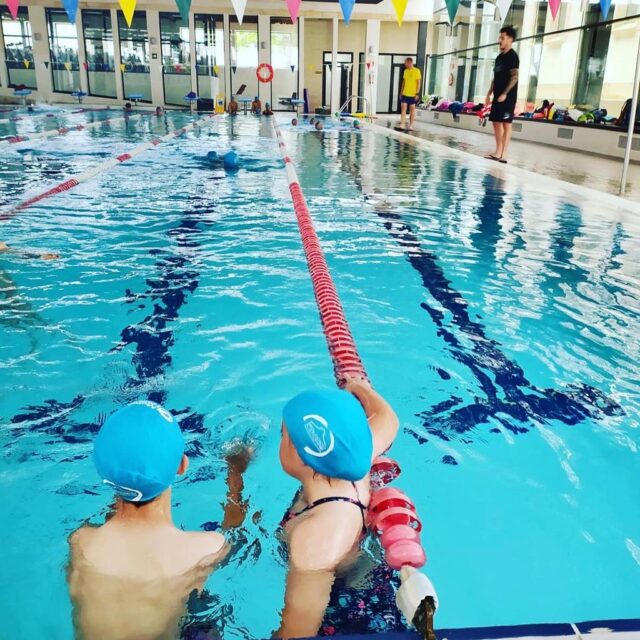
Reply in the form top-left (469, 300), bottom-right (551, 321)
top-left (322, 51), bottom-right (353, 109)
top-left (359, 53), bottom-right (417, 114)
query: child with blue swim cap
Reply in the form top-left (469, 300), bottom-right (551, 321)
top-left (275, 379), bottom-right (399, 639)
top-left (68, 401), bottom-right (252, 639)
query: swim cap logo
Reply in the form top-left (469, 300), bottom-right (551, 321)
top-left (103, 479), bottom-right (144, 502)
top-left (302, 414), bottom-right (335, 458)
top-left (132, 400), bottom-right (173, 423)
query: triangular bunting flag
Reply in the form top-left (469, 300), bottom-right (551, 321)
top-left (118, 0), bottom-right (136, 28)
top-left (120, 62), bottom-right (126, 72)
top-left (548, 0), bottom-right (561, 20)
top-left (230, 0), bottom-right (247, 23)
top-left (62, 0), bottom-right (78, 23)
top-left (6, 0), bottom-right (19, 20)
top-left (339, 0), bottom-right (356, 24)
top-left (495, 0), bottom-right (513, 23)
top-left (390, 0), bottom-right (409, 25)
top-left (213, 64), bottom-right (219, 75)
top-left (444, 0), bottom-right (460, 23)
top-left (103, 63), bottom-right (109, 71)
top-left (82, 61), bottom-right (88, 70)
top-left (44, 60), bottom-right (50, 68)
top-left (232, 65), bottom-right (237, 74)
top-left (175, 64), bottom-right (182, 72)
top-left (290, 64), bottom-right (295, 72)
top-left (285, 0), bottom-right (301, 22)
top-left (175, 0), bottom-right (191, 23)
top-left (599, 0), bottom-right (611, 18)
top-left (64, 61), bottom-right (72, 71)
top-left (23, 59), bottom-right (30, 69)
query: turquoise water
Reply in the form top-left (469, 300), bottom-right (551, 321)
top-left (1, 110), bottom-right (639, 639)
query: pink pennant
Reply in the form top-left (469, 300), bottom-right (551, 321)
top-left (82, 61), bottom-right (88, 70)
top-left (366, 62), bottom-right (371, 70)
top-left (285, 0), bottom-right (301, 23)
top-left (548, 0), bottom-right (561, 20)
top-left (6, 0), bottom-right (19, 19)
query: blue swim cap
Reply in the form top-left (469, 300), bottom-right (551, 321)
top-left (93, 401), bottom-right (184, 502)
top-left (223, 150), bottom-right (239, 171)
top-left (283, 389), bottom-right (372, 481)
top-left (206, 150), bottom-right (219, 163)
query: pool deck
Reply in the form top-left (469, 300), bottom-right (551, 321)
top-left (377, 116), bottom-right (640, 203)
top-left (310, 618), bottom-right (640, 640)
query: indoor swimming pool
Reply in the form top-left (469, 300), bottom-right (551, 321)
top-left (1, 108), bottom-right (639, 639)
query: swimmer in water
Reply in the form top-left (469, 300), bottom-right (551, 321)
top-left (263, 103), bottom-right (274, 116)
top-left (124, 102), bottom-right (132, 113)
top-left (291, 118), bottom-right (298, 126)
top-left (309, 117), bottom-right (316, 125)
top-left (68, 402), bottom-right (252, 640)
top-left (227, 96), bottom-right (239, 116)
top-left (275, 380), bottom-right (399, 639)
top-left (315, 121), bottom-right (324, 131)
top-left (155, 106), bottom-right (164, 116)
top-left (252, 96), bottom-right (262, 115)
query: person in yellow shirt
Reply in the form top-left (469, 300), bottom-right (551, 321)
top-left (399, 58), bottom-right (421, 131)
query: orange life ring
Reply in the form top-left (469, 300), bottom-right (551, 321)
top-left (257, 63), bottom-right (274, 83)
top-left (448, 73), bottom-right (454, 86)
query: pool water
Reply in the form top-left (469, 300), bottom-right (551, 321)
top-left (1, 110), bottom-right (639, 640)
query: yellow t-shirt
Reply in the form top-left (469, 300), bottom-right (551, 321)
top-left (402, 67), bottom-right (422, 97)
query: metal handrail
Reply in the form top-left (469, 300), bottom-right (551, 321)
top-left (338, 95), bottom-right (373, 121)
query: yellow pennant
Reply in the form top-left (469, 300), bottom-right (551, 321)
top-left (64, 61), bottom-right (72, 71)
top-left (213, 65), bottom-right (219, 74)
top-left (120, 63), bottom-right (126, 72)
top-left (119, 0), bottom-right (136, 27)
top-left (391, 0), bottom-right (409, 25)
top-left (308, 63), bottom-right (315, 72)
top-left (23, 60), bottom-right (31, 69)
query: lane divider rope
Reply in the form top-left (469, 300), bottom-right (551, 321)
top-left (1, 114), bottom-right (216, 220)
top-left (0, 112), bottom-right (148, 147)
top-left (271, 118), bottom-right (368, 387)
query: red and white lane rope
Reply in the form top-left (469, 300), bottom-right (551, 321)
top-left (271, 119), bottom-right (368, 387)
top-left (1, 114), bottom-right (215, 220)
top-left (0, 112), bottom-right (147, 147)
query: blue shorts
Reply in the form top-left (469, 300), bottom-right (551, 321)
top-left (401, 95), bottom-right (417, 106)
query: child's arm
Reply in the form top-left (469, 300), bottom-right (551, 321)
top-left (345, 379), bottom-right (399, 458)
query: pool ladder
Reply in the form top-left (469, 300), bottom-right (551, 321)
top-left (338, 95), bottom-right (373, 121)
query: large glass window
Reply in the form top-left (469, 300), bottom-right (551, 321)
top-left (118, 11), bottom-right (151, 103)
top-left (82, 10), bottom-right (116, 98)
top-left (1, 7), bottom-right (36, 89)
top-left (572, 6), bottom-right (612, 109)
top-left (230, 16), bottom-right (258, 99)
top-left (271, 17), bottom-right (298, 110)
top-left (195, 14), bottom-right (224, 101)
top-left (160, 12), bottom-right (191, 106)
top-left (46, 8), bottom-right (80, 93)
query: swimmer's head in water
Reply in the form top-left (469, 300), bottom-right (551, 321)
top-left (315, 121), bottom-right (324, 131)
top-left (281, 389), bottom-right (372, 481)
top-left (94, 402), bottom-right (185, 503)
top-left (354, 119), bottom-right (361, 129)
top-left (309, 117), bottom-right (316, 125)
top-left (206, 150), bottom-right (219, 163)
top-left (223, 150), bottom-right (239, 171)
top-left (291, 118), bottom-right (298, 126)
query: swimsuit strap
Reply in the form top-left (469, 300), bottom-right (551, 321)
top-left (285, 482), bottom-right (367, 531)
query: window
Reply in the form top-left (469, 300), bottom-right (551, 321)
top-left (323, 51), bottom-right (353, 110)
top-left (82, 10), bottom-right (116, 98)
top-left (230, 16), bottom-right (258, 99)
top-left (46, 8), bottom-right (80, 93)
top-left (271, 17), bottom-right (298, 110)
top-left (1, 7), bottom-right (36, 89)
top-left (195, 14), bottom-right (224, 101)
top-left (160, 12), bottom-right (191, 106)
top-left (118, 11), bottom-right (151, 102)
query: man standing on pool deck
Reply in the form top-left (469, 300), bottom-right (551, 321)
top-left (399, 58), bottom-right (421, 131)
top-left (485, 26), bottom-right (519, 163)
top-left (67, 401), bottom-right (252, 639)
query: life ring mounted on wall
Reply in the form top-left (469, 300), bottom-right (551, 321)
top-left (257, 63), bottom-right (274, 83)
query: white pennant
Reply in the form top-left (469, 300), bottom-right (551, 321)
top-left (230, 0), bottom-right (247, 23)
top-left (495, 0), bottom-right (513, 22)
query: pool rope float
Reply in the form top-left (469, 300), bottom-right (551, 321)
top-left (271, 118), bottom-right (438, 640)
top-left (1, 113), bottom-right (218, 220)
